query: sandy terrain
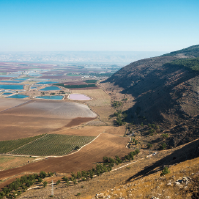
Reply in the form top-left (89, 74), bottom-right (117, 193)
top-left (0, 133), bottom-right (130, 188)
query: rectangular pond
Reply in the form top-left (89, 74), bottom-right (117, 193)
top-left (0, 85), bottom-right (24, 90)
top-left (2, 92), bottom-right (13, 95)
top-left (40, 86), bottom-right (61, 91)
top-left (7, 94), bottom-right (28, 99)
top-left (37, 81), bottom-right (58, 84)
top-left (0, 80), bottom-right (24, 83)
top-left (36, 95), bottom-right (64, 100)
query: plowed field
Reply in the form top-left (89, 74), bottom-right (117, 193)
top-left (0, 133), bottom-right (130, 189)
top-left (0, 99), bottom-right (97, 141)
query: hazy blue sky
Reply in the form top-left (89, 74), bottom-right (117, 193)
top-left (0, 0), bottom-right (198, 52)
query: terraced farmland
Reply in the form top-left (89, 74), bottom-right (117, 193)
top-left (10, 134), bottom-right (95, 156)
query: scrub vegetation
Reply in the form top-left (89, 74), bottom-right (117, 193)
top-left (165, 57), bottom-right (199, 71)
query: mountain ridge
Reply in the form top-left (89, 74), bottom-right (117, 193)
top-left (103, 45), bottom-right (199, 149)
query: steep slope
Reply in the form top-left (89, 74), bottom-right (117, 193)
top-left (103, 45), bottom-right (199, 148)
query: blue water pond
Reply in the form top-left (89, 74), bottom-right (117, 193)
top-left (36, 95), bottom-right (63, 100)
top-left (2, 92), bottom-right (13, 95)
top-left (7, 94), bottom-right (28, 99)
top-left (0, 85), bottom-right (24, 90)
top-left (37, 81), bottom-right (58, 84)
top-left (40, 86), bottom-right (61, 91)
top-left (0, 80), bottom-right (23, 83)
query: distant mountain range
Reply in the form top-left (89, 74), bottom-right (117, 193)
top-left (104, 45), bottom-right (199, 148)
top-left (0, 51), bottom-right (166, 64)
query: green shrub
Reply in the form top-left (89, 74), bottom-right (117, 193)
top-left (147, 143), bottom-right (153, 149)
top-left (48, 172), bottom-right (54, 177)
top-left (162, 133), bottom-right (168, 139)
top-left (40, 171), bottom-right (47, 178)
top-left (103, 156), bottom-right (109, 163)
top-left (43, 181), bottom-right (47, 188)
top-left (62, 176), bottom-right (69, 182)
top-left (161, 143), bottom-right (167, 150)
top-left (71, 172), bottom-right (77, 179)
top-left (77, 172), bottom-right (81, 179)
top-left (38, 178), bottom-right (42, 183)
top-left (160, 167), bottom-right (170, 176)
top-left (135, 149), bottom-right (140, 154)
top-left (81, 171), bottom-right (87, 178)
top-left (135, 140), bottom-right (138, 145)
top-left (56, 180), bottom-right (60, 185)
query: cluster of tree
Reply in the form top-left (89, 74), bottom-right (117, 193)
top-left (0, 171), bottom-right (53, 199)
top-left (112, 101), bottom-right (123, 109)
top-left (165, 57), bottom-right (199, 71)
top-left (61, 149), bottom-right (140, 186)
top-left (148, 123), bottom-right (159, 135)
top-left (132, 138), bottom-right (138, 145)
top-left (113, 110), bottom-right (127, 126)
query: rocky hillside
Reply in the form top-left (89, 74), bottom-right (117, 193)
top-left (103, 45), bottom-right (199, 148)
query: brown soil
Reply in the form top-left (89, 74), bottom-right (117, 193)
top-left (0, 99), bottom-right (97, 141)
top-left (63, 117), bottom-right (96, 128)
top-left (52, 126), bottom-right (126, 137)
top-left (0, 133), bottom-right (130, 189)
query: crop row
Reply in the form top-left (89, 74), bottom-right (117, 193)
top-left (11, 134), bottom-right (95, 156)
top-left (0, 134), bottom-right (44, 154)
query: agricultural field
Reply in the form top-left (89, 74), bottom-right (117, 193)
top-left (0, 98), bottom-right (28, 112)
top-left (54, 83), bottom-right (97, 89)
top-left (10, 134), bottom-right (95, 156)
top-left (2, 100), bottom-right (97, 119)
top-left (0, 155), bottom-right (35, 171)
top-left (71, 89), bottom-right (111, 107)
top-left (0, 100), bottom-right (97, 141)
top-left (0, 135), bottom-right (44, 154)
top-left (0, 133), bottom-right (130, 183)
top-left (70, 89), bottom-right (114, 123)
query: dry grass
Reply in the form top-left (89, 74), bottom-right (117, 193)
top-left (101, 157), bottom-right (199, 199)
top-left (0, 155), bottom-right (35, 171)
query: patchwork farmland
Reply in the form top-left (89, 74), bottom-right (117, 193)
top-left (0, 61), bottom-right (131, 198)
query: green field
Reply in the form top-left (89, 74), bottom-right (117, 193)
top-left (54, 83), bottom-right (97, 89)
top-left (11, 134), bottom-right (95, 156)
top-left (84, 80), bottom-right (97, 83)
top-left (0, 134), bottom-right (44, 154)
